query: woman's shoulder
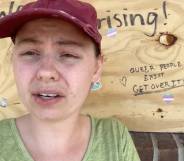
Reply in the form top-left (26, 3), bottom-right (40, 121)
top-left (90, 115), bottom-right (129, 142)
top-left (0, 118), bottom-right (29, 160)
top-left (0, 118), bottom-right (14, 135)
top-left (92, 116), bottom-right (127, 133)
top-left (0, 118), bottom-right (16, 153)
top-left (0, 118), bottom-right (16, 147)
top-left (89, 116), bottom-right (141, 161)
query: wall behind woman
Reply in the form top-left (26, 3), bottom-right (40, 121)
top-left (1, 0), bottom-right (184, 132)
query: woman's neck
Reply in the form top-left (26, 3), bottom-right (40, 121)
top-left (16, 114), bottom-right (91, 158)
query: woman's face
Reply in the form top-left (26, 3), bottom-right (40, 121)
top-left (12, 18), bottom-right (103, 121)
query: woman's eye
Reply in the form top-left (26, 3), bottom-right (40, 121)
top-left (18, 51), bottom-right (40, 62)
top-left (60, 53), bottom-right (79, 59)
top-left (21, 51), bottom-right (39, 57)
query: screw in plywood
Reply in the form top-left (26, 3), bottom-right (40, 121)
top-left (158, 32), bottom-right (177, 47)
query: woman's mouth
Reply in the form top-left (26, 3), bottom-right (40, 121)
top-left (37, 93), bottom-right (60, 100)
top-left (32, 92), bottom-right (65, 106)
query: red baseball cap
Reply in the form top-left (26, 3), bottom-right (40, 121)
top-left (0, 0), bottom-right (101, 51)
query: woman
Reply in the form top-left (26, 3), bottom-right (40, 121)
top-left (0, 0), bottom-right (140, 161)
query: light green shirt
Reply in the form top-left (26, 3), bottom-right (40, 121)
top-left (0, 116), bottom-right (140, 161)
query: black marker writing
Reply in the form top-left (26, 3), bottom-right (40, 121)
top-left (98, 10), bottom-right (158, 36)
top-left (144, 72), bottom-right (164, 81)
top-left (0, 1), bottom-right (23, 18)
top-left (133, 78), bottom-right (184, 96)
top-left (129, 65), bottom-right (155, 74)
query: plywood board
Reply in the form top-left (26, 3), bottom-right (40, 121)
top-left (1, 0), bottom-right (184, 132)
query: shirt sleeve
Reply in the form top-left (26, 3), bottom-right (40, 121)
top-left (117, 120), bottom-right (141, 161)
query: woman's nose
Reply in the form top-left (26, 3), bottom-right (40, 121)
top-left (36, 57), bottom-right (60, 82)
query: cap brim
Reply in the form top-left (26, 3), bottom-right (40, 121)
top-left (0, 8), bottom-right (100, 44)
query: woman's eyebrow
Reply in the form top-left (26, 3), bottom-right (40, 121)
top-left (16, 38), bottom-right (84, 48)
top-left (56, 39), bottom-right (84, 47)
top-left (16, 37), bottom-right (42, 46)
